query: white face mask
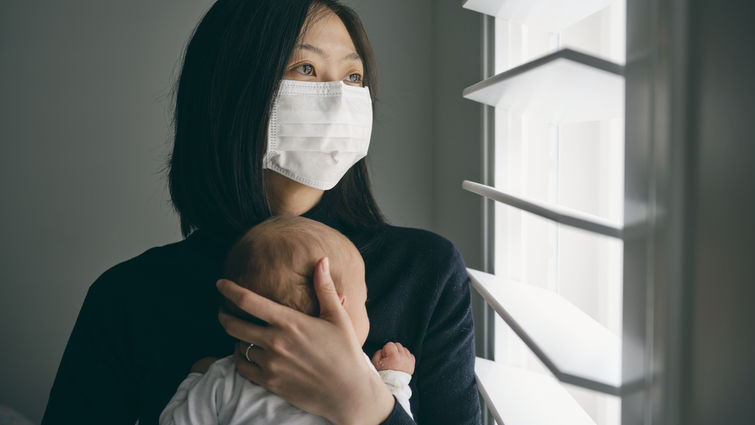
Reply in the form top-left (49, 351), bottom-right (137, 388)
top-left (263, 79), bottom-right (373, 190)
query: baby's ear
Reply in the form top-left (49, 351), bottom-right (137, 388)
top-left (339, 294), bottom-right (346, 306)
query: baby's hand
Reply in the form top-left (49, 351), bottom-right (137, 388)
top-left (190, 357), bottom-right (219, 374)
top-left (371, 342), bottom-right (415, 375)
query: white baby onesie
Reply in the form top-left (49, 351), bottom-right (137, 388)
top-left (159, 354), bottom-right (413, 425)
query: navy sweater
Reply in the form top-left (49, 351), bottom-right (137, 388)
top-left (42, 203), bottom-right (481, 424)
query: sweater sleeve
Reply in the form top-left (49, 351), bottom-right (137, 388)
top-left (379, 398), bottom-right (415, 425)
top-left (378, 370), bottom-right (413, 419)
top-left (41, 270), bottom-right (139, 425)
top-left (414, 246), bottom-right (481, 424)
top-left (379, 242), bottom-right (481, 425)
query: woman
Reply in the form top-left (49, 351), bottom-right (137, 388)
top-left (41, 1), bottom-right (480, 424)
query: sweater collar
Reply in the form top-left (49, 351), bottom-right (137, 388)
top-left (301, 199), bottom-right (348, 232)
top-left (186, 200), bottom-right (350, 262)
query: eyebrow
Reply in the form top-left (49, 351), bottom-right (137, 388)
top-left (294, 43), bottom-right (361, 62)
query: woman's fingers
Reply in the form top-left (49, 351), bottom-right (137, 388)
top-left (233, 342), bottom-right (265, 384)
top-left (217, 258), bottom-right (395, 423)
top-left (218, 310), bottom-right (274, 349)
top-left (235, 341), bottom-right (294, 396)
top-left (217, 278), bottom-right (291, 325)
top-left (236, 341), bottom-right (265, 366)
top-left (313, 257), bottom-right (351, 328)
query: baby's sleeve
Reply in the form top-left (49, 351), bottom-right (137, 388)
top-left (378, 370), bottom-right (413, 419)
top-left (159, 359), bottom-right (231, 425)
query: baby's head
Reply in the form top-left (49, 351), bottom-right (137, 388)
top-left (222, 215), bottom-right (369, 344)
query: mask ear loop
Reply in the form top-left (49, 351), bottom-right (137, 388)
top-left (261, 83), bottom-right (284, 215)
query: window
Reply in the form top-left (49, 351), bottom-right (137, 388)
top-left (461, 1), bottom-right (638, 424)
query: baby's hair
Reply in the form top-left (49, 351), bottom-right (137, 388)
top-left (222, 215), bottom-right (362, 318)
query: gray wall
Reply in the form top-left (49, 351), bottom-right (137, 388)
top-left (683, 1), bottom-right (755, 424)
top-left (0, 1), bottom-right (482, 422)
top-left (627, 1), bottom-right (755, 423)
top-left (0, 1), bottom-right (211, 421)
top-left (349, 0), bottom-right (483, 265)
top-left (345, 0), bottom-right (437, 230)
top-left (431, 0), bottom-right (483, 269)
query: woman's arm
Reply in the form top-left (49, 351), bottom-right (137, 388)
top-left (216, 257), bottom-right (397, 425)
top-left (41, 272), bottom-right (139, 425)
top-left (413, 247), bottom-right (481, 424)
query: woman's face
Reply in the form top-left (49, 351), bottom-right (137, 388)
top-left (264, 9), bottom-right (365, 216)
top-left (284, 9), bottom-right (364, 86)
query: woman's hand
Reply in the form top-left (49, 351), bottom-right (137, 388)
top-left (217, 257), bottom-right (395, 425)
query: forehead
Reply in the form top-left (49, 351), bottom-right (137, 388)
top-left (298, 8), bottom-right (358, 55)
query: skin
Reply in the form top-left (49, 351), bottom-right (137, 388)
top-left (339, 257), bottom-right (414, 375)
top-left (218, 260), bottom-right (395, 425)
top-left (217, 9), bottom-right (399, 425)
top-left (373, 342), bottom-right (415, 375)
top-left (263, 6), bottom-right (366, 217)
top-left (197, 254), bottom-right (415, 374)
top-left (339, 254), bottom-right (370, 346)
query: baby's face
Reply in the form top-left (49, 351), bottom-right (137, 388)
top-left (341, 263), bottom-right (370, 346)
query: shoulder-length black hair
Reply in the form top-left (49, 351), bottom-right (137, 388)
top-left (169, 0), bottom-right (384, 241)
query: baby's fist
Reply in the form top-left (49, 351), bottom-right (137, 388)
top-left (372, 342), bottom-right (415, 374)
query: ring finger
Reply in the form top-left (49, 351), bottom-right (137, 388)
top-left (236, 340), bottom-right (267, 368)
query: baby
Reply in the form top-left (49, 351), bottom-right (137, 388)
top-left (160, 215), bottom-right (415, 424)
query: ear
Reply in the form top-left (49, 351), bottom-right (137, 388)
top-left (339, 294), bottom-right (346, 306)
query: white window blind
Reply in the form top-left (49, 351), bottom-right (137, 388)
top-left (460, 1), bottom-right (647, 424)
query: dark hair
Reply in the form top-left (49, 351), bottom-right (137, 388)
top-left (169, 0), bottom-right (384, 242)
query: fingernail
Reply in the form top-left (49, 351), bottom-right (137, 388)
top-left (216, 279), bottom-right (225, 289)
top-left (322, 257), bottom-right (330, 274)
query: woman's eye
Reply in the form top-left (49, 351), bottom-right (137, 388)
top-left (346, 73), bottom-right (362, 84)
top-left (294, 64), bottom-right (314, 76)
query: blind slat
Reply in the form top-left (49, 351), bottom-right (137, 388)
top-left (463, 180), bottom-right (624, 238)
top-left (463, 0), bottom-right (614, 31)
top-left (475, 357), bottom-right (597, 425)
top-left (463, 49), bottom-right (624, 123)
top-left (468, 268), bottom-right (632, 395)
